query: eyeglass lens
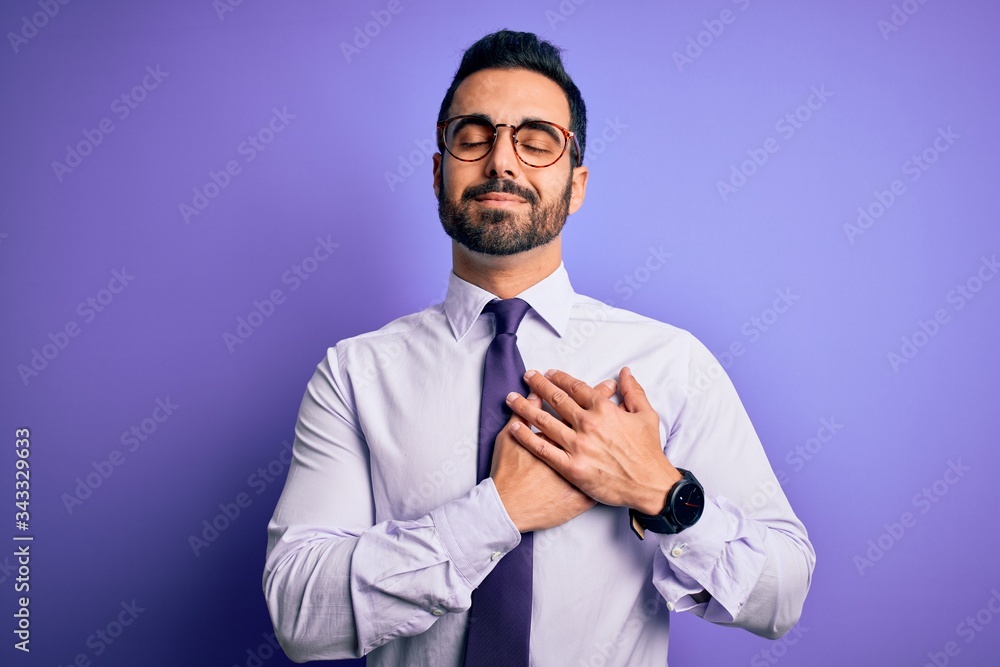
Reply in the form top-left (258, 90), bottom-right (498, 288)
top-left (444, 117), bottom-right (565, 166)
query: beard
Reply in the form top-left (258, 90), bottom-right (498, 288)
top-left (437, 174), bottom-right (573, 256)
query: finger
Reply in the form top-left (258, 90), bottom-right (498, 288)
top-left (506, 391), bottom-right (574, 448)
top-left (509, 420), bottom-right (571, 473)
top-left (544, 369), bottom-right (604, 410)
top-left (506, 409), bottom-right (529, 427)
top-left (619, 366), bottom-right (652, 413)
top-left (522, 369), bottom-right (586, 426)
top-left (525, 392), bottom-right (544, 432)
top-left (595, 379), bottom-right (628, 411)
top-left (594, 379), bottom-right (617, 400)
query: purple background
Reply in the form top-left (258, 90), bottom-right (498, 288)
top-left (2, 1), bottom-right (998, 665)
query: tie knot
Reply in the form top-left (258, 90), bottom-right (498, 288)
top-left (483, 298), bottom-right (531, 336)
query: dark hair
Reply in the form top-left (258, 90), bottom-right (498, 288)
top-left (437, 29), bottom-right (587, 166)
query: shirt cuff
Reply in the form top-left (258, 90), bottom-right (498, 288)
top-left (430, 478), bottom-right (522, 590)
top-left (652, 496), bottom-right (765, 620)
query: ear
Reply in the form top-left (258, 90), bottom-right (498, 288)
top-left (568, 164), bottom-right (589, 215)
top-left (433, 152), bottom-right (443, 199)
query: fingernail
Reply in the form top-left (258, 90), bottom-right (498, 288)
top-left (510, 422), bottom-right (521, 432)
top-left (506, 392), bottom-right (519, 403)
top-left (545, 368), bottom-right (555, 378)
top-left (526, 392), bottom-right (538, 401)
top-left (524, 370), bottom-right (537, 379)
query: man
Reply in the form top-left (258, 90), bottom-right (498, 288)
top-left (263, 29), bottom-right (814, 666)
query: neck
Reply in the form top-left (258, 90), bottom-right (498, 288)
top-left (451, 237), bottom-right (562, 299)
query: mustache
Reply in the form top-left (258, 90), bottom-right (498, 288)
top-left (461, 179), bottom-right (538, 206)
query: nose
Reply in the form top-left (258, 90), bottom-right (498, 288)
top-left (482, 123), bottom-right (521, 179)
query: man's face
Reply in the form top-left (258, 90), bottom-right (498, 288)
top-left (433, 68), bottom-right (588, 257)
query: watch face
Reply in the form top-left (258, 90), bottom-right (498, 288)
top-left (672, 482), bottom-right (705, 526)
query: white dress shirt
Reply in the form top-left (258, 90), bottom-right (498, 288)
top-left (263, 261), bottom-right (815, 666)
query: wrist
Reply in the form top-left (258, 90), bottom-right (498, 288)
top-left (494, 479), bottom-right (535, 533)
top-left (494, 481), bottom-right (522, 530)
top-left (629, 468), bottom-right (705, 539)
top-left (633, 465), bottom-right (682, 515)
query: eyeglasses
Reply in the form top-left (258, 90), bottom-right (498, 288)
top-left (437, 115), bottom-right (580, 168)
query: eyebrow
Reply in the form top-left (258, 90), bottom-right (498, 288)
top-left (464, 113), bottom-right (556, 126)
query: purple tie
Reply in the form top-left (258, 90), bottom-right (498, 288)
top-left (463, 298), bottom-right (533, 667)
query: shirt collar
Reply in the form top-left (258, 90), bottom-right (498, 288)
top-left (443, 261), bottom-right (575, 341)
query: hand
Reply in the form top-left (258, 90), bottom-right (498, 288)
top-left (506, 367), bottom-right (682, 515)
top-left (491, 380), bottom-right (618, 533)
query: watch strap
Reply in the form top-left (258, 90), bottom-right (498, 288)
top-left (628, 468), bottom-right (699, 540)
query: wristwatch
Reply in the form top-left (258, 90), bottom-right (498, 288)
top-left (629, 468), bottom-right (705, 540)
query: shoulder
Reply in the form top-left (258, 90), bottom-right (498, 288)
top-left (567, 293), bottom-right (722, 382)
top-left (333, 301), bottom-right (442, 347)
top-left (571, 293), bottom-right (699, 344)
top-left (320, 302), bottom-right (446, 366)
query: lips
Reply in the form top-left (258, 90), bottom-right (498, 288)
top-left (463, 180), bottom-right (537, 206)
top-left (475, 193), bottom-right (525, 203)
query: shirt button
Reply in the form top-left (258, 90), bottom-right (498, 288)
top-left (431, 608), bottom-right (444, 617)
top-left (670, 547), bottom-right (684, 558)
top-left (490, 551), bottom-right (503, 561)
top-left (666, 601), bottom-right (676, 612)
